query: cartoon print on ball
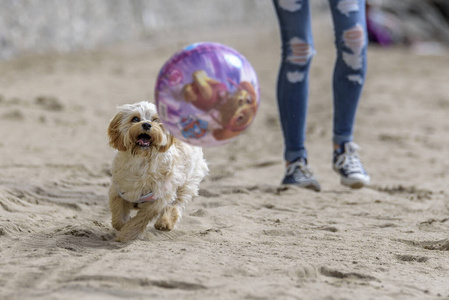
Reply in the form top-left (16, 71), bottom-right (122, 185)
top-left (181, 70), bottom-right (257, 141)
top-left (155, 42), bottom-right (260, 147)
top-left (178, 115), bottom-right (208, 139)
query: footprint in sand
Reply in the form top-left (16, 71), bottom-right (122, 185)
top-left (1, 109), bottom-right (25, 120)
top-left (398, 238), bottom-right (449, 251)
top-left (293, 264), bottom-right (320, 279)
top-left (35, 95), bottom-right (64, 111)
top-left (374, 184), bottom-right (434, 200)
top-left (395, 254), bottom-right (429, 263)
top-left (320, 266), bottom-right (378, 281)
top-left (198, 189), bottom-right (220, 198)
top-left (189, 208), bottom-right (207, 217)
top-left (71, 275), bottom-right (207, 290)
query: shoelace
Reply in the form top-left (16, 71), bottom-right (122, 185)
top-left (286, 160), bottom-right (313, 178)
top-left (335, 143), bottom-right (365, 174)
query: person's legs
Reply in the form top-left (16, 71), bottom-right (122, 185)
top-left (328, 0), bottom-right (370, 188)
top-left (273, 0), bottom-right (320, 191)
top-left (328, 0), bottom-right (367, 146)
top-left (273, 0), bottom-right (315, 163)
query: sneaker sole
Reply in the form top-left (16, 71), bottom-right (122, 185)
top-left (281, 182), bottom-right (321, 192)
top-left (347, 181), bottom-right (364, 189)
top-left (340, 178), bottom-right (369, 189)
top-left (304, 183), bottom-right (321, 192)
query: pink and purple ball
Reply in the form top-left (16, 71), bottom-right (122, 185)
top-left (155, 42), bottom-right (260, 147)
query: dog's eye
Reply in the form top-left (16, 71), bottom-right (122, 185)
top-left (131, 117), bottom-right (140, 123)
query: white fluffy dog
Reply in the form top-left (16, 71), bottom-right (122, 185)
top-left (107, 101), bottom-right (208, 242)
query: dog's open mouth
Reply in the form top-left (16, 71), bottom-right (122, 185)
top-left (136, 133), bottom-right (151, 147)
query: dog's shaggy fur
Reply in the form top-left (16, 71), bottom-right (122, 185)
top-left (107, 101), bottom-right (208, 242)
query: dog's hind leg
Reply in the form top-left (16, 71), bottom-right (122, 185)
top-left (115, 203), bottom-right (160, 242)
top-left (109, 190), bottom-right (133, 231)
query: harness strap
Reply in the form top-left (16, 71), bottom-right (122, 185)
top-left (113, 181), bottom-right (157, 203)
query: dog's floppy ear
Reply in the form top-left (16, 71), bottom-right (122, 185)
top-left (155, 124), bottom-right (178, 153)
top-left (108, 112), bottom-right (127, 151)
top-left (157, 134), bottom-right (175, 153)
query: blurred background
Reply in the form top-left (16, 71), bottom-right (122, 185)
top-left (1, 0), bottom-right (449, 60)
top-left (0, 0), bottom-right (277, 59)
top-left (366, 0), bottom-right (449, 54)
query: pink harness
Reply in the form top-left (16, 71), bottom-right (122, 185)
top-left (114, 181), bottom-right (158, 203)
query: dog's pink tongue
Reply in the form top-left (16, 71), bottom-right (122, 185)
top-left (138, 137), bottom-right (151, 146)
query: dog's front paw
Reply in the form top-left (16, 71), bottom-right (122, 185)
top-left (114, 234), bottom-right (128, 243)
top-left (154, 216), bottom-right (174, 231)
top-left (115, 230), bottom-right (139, 242)
top-left (154, 207), bottom-right (179, 231)
top-left (114, 226), bottom-right (143, 242)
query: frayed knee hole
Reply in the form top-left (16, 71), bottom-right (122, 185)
top-left (343, 24), bottom-right (365, 54)
top-left (288, 38), bottom-right (314, 66)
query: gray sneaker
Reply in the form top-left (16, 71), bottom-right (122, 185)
top-left (282, 158), bottom-right (321, 192)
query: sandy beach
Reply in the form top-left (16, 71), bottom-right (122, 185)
top-left (1, 16), bottom-right (449, 300)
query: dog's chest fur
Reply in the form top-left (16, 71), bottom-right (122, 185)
top-left (111, 151), bottom-right (174, 202)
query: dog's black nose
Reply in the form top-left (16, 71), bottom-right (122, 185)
top-left (142, 123), bottom-right (151, 131)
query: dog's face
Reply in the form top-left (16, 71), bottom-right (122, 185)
top-left (108, 101), bottom-right (174, 156)
top-left (220, 81), bottom-right (258, 131)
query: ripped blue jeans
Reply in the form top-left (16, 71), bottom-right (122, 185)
top-left (273, 0), bottom-right (367, 162)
